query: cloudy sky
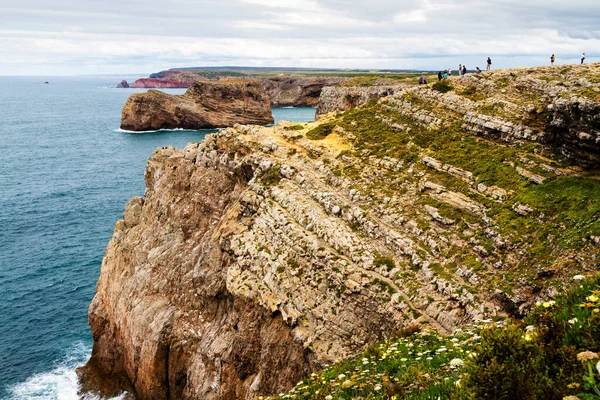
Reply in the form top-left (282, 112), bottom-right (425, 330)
top-left (1, 0), bottom-right (598, 75)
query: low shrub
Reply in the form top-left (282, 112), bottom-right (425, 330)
top-left (457, 275), bottom-right (600, 400)
top-left (432, 80), bottom-right (454, 93)
top-left (284, 124), bottom-right (304, 131)
top-left (259, 165), bottom-right (281, 187)
top-left (373, 255), bottom-right (396, 271)
top-left (306, 122), bottom-right (336, 140)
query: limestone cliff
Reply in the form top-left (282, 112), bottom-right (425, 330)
top-left (120, 80), bottom-right (273, 131)
top-left (81, 63), bottom-right (600, 399)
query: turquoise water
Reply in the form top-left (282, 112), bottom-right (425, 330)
top-left (0, 76), bottom-right (315, 399)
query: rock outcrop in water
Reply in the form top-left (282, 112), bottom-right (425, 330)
top-left (81, 63), bottom-right (600, 399)
top-left (120, 80), bottom-right (274, 131)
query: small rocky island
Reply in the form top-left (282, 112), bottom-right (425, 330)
top-left (120, 80), bottom-right (274, 131)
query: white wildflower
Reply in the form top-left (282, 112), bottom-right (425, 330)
top-left (449, 358), bottom-right (465, 369)
top-left (337, 374), bottom-right (346, 380)
top-left (573, 275), bottom-right (586, 280)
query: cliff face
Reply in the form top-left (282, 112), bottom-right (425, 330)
top-left (120, 81), bottom-right (274, 131)
top-left (130, 78), bottom-right (195, 89)
top-left (83, 63), bottom-right (600, 399)
top-left (262, 77), bottom-right (349, 107)
top-left (316, 85), bottom-right (403, 118)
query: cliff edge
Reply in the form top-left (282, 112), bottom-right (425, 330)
top-left (81, 63), bottom-right (600, 399)
top-left (120, 80), bottom-right (274, 131)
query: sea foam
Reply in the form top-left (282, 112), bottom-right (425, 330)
top-left (6, 343), bottom-right (127, 400)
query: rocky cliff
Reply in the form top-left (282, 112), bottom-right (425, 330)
top-left (130, 78), bottom-right (195, 89)
top-left (81, 63), bottom-right (600, 399)
top-left (262, 77), bottom-right (349, 107)
top-left (120, 80), bottom-right (274, 131)
top-left (315, 85), bottom-right (403, 118)
top-left (121, 70), bottom-right (349, 107)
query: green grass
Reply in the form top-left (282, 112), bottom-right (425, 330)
top-left (335, 100), bottom-right (600, 262)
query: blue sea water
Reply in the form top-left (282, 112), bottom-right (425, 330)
top-left (0, 76), bottom-right (316, 399)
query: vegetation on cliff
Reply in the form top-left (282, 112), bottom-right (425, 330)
top-left (274, 275), bottom-right (600, 400)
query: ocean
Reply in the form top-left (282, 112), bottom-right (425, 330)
top-left (0, 76), bottom-right (316, 399)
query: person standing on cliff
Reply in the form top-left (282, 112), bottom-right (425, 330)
top-left (581, 53), bottom-right (586, 64)
top-left (462, 65), bottom-right (467, 75)
top-left (458, 64), bottom-right (463, 76)
top-left (551, 54), bottom-right (555, 65)
top-left (486, 57), bottom-right (492, 71)
top-left (438, 71), bottom-right (443, 81)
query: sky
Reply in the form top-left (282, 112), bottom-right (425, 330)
top-left (1, 0), bottom-right (599, 75)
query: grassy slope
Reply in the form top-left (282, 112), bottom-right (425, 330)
top-left (272, 276), bottom-right (600, 399)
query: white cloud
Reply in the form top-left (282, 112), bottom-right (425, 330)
top-left (0, 0), bottom-right (599, 75)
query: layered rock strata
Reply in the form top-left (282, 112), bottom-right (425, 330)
top-left (83, 63), bottom-right (600, 399)
top-left (120, 81), bottom-right (273, 131)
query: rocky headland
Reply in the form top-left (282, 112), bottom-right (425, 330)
top-left (119, 69), bottom-right (349, 107)
top-left (81, 63), bottom-right (600, 399)
top-left (120, 80), bottom-right (273, 131)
